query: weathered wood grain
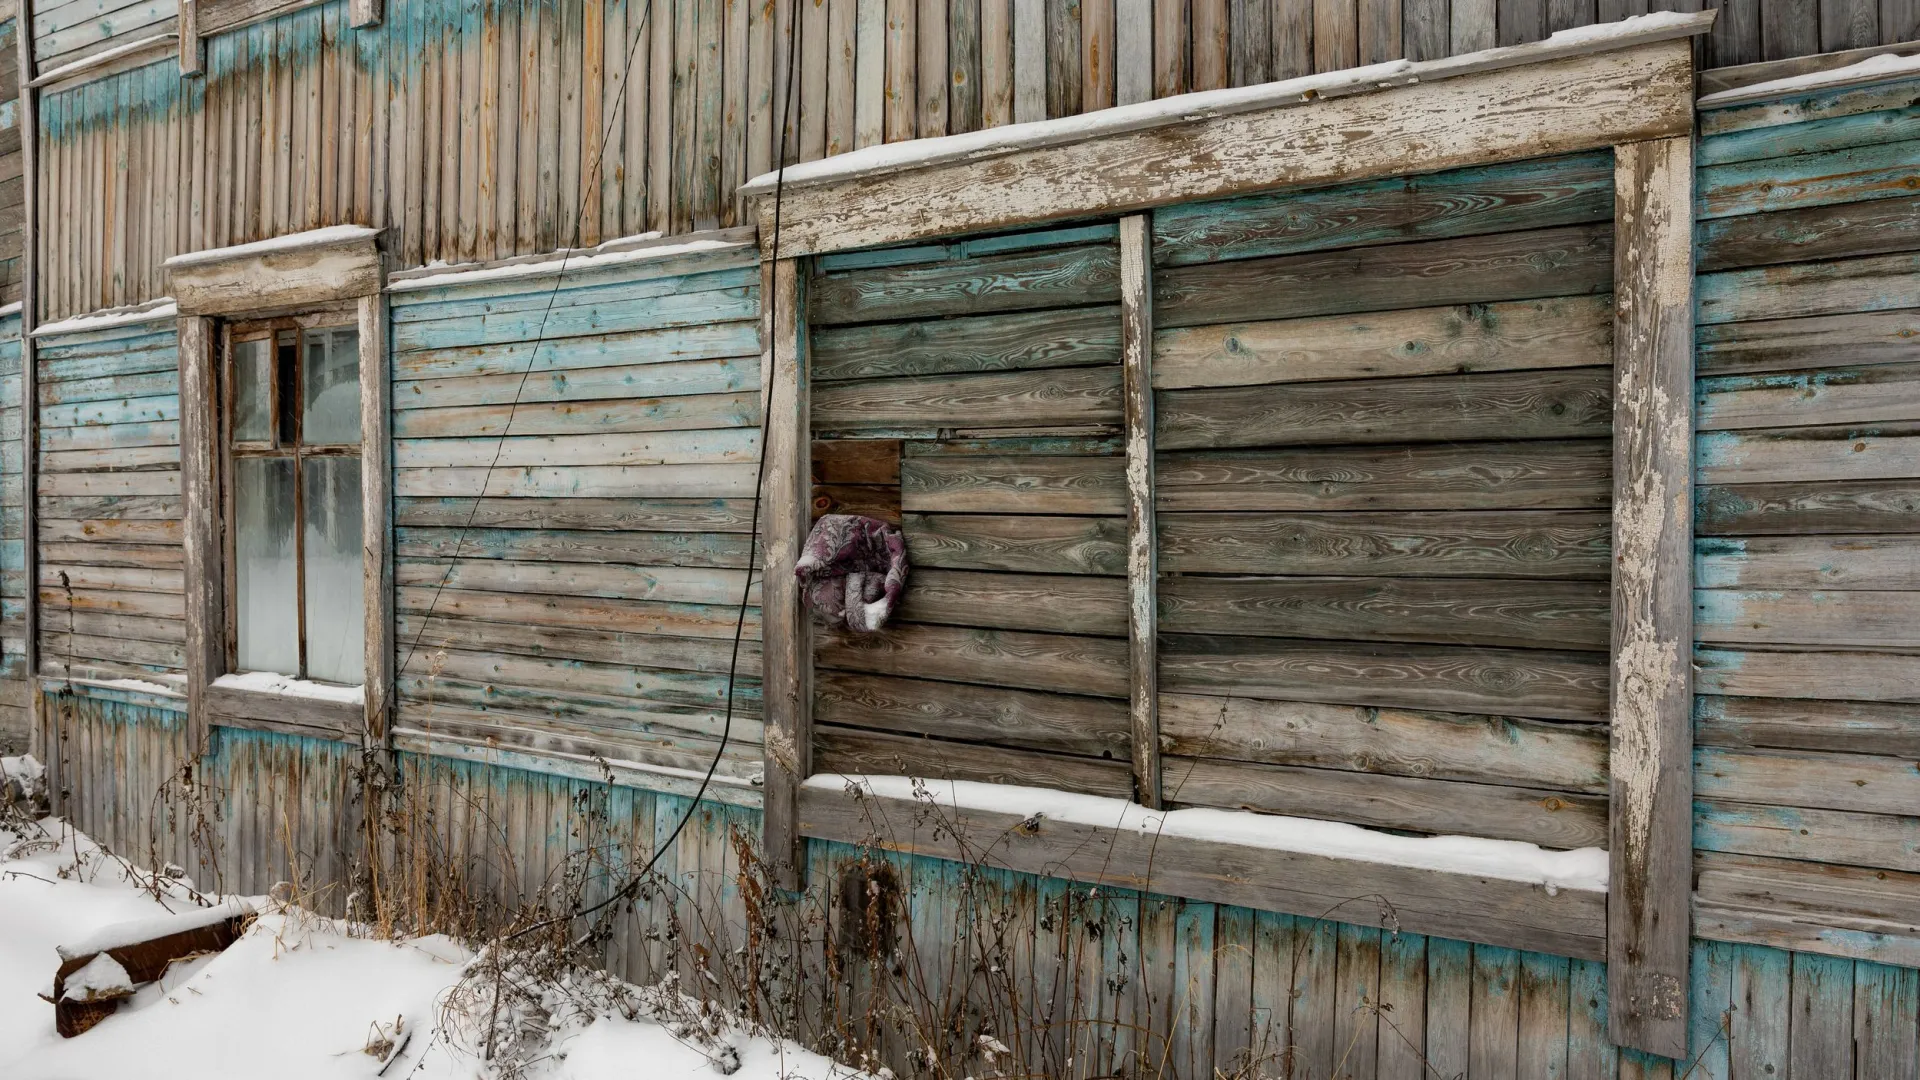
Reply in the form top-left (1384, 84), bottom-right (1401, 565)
top-left (760, 257), bottom-right (809, 887)
top-left (811, 304), bottom-right (1120, 381)
top-left (1697, 645), bottom-right (1920, 703)
top-left (1698, 478), bottom-right (1920, 535)
top-left (1158, 509), bottom-right (1611, 579)
top-left (897, 567), bottom-right (1127, 635)
top-left (814, 725), bottom-right (1133, 796)
top-left (808, 242), bottom-right (1119, 325)
top-left (814, 669), bottom-right (1130, 758)
top-left (1697, 251), bottom-right (1920, 326)
top-left (394, 495), bottom-right (759, 532)
top-left (812, 365), bottom-right (1122, 431)
top-left (1697, 308), bottom-right (1920, 378)
top-left (1696, 136), bottom-right (1920, 221)
top-left (1695, 851), bottom-right (1920, 968)
top-left (1151, 295), bottom-right (1614, 390)
top-left (1697, 534), bottom-right (1920, 590)
top-left (1694, 799), bottom-right (1920, 873)
top-left (1120, 213), bottom-right (1157, 810)
top-left (902, 512), bottom-right (1125, 574)
top-left (1699, 361), bottom-right (1920, 432)
top-left (1697, 424), bottom-right (1920, 485)
top-left (1696, 744), bottom-right (1920, 815)
top-left (816, 621), bottom-right (1129, 698)
top-left (1157, 366), bottom-right (1613, 450)
top-left (1160, 634), bottom-right (1610, 722)
top-left (1696, 195), bottom-right (1920, 273)
top-left (1695, 693), bottom-right (1920, 756)
top-left (901, 453), bottom-right (1124, 513)
top-left (1156, 439), bottom-right (1612, 512)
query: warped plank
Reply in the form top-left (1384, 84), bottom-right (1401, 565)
top-left (1157, 510), bottom-right (1611, 579)
top-left (1156, 440), bottom-right (1612, 512)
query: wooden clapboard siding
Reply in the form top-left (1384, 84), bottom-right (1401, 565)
top-left (33, 315), bottom-right (184, 686)
top-left (388, 239), bottom-right (764, 783)
top-left (1689, 73), bottom-right (1920, 971)
top-left (807, 226), bottom-right (1129, 797)
top-left (1152, 152), bottom-right (1615, 846)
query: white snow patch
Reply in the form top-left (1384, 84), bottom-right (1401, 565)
top-left (388, 234), bottom-right (746, 293)
top-left (0, 301), bottom-right (23, 319)
top-left (163, 225), bottom-right (380, 270)
top-left (742, 11), bottom-right (1708, 194)
top-left (1698, 50), bottom-right (1920, 107)
top-left (32, 301), bottom-right (178, 339)
top-left (813, 774), bottom-right (1609, 892)
top-left (73, 677), bottom-right (186, 699)
top-left (31, 33), bottom-right (176, 87)
top-left (2, 755), bottom-right (42, 788)
top-left (59, 953), bottom-right (132, 1003)
top-left (56, 899), bottom-right (255, 962)
top-left (212, 671), bottom-right (363, 705)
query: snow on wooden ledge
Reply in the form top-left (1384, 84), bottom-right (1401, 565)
top-left (162, 225), bottom-right (381, 271)
top-left (739, 11), bottom-right (1712, 197)
top-left (386, 231), bottom-right (751, 293)
top-left (212, 671), bottom-right (364, 705)
top-left (810, 774), bottom-right (1607, 892)
top-left (32, 300), bottom-right (179, 338)
top-left (1697, 49), bottom-right (1920, 108)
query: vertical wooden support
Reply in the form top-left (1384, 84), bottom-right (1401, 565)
top-left (178, 0), bottom-right (204, 76)
top-left (350, 0), bottom-right (385, 28)
top-left (16, 0), bottom-right (41, 779)
top-left (761, 256), bottom-right (811, 889)
top-left (359, 291), bottom-right (393, 746)
top-left (1118, 214), bottom-right (1159, 809)
top-left (178, 314), bottom-right (221, 759)
top-left (1114, 0), bottom-right (1152, 104)
top-left (1607, 134), bottom-right (1695, 1062)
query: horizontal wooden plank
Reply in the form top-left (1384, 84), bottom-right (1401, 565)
top-left (36, 541), bottom-right (181, 569)
top-left (393, 496), bottom-right (760, 532)
top-left (1697, 308), bottom-right (1920, 378)
top-left (391, 288), bottom-right (759, 351)
top-left (1154, 223), bottom-right (1613, 329)
top-left (394, 356), bottom-right (760, 409)
top-left (37, 609), bottom-right (186, 644)
top-left (1697, 101), bottom-right (1920, 165)
top-left (1697, 589), bottom-right (1920, 647)
top-left (36, 494), bottom-right (181, 522)
top-left (41, 445), bottom-right (179, 473)
top-left (1164, 756), bottom-right (1608, 850)
top-left (1158, 510), bottom-right (1611, 578)
top-left (1150, 151), bottom-right (1614, 266)
top-left (815, 622), bottom-right (1129, 698)
top-left (901, 454), bottom-right (1125, 514)
top-left (391, 320), bottom-right (763, 381)
top-left (814, 670), bottom-right (1130, 758)
top-left (38, 565), bottom-right (181, 594)
top-left (1156, 439), bottom-right (1612, 512)
top-left (395, 559), bottom-right (757, 606)
top-left (808, 243), bottom-right (1119, 325)
top-left (1161, 634), bottom-right (1609, 722)
top-left (395, 613), bottom-right (762, 675)
top-left (393, 698), bottom-right (764, 771)
top-left (812, 440), bottom-right (903, 485)
top-left (394, 392), bottom-right (762, 439)
top-left (36, 470), bottom-right (180, 497)
top-left (391, 264), bottom-right (758, 324)
top-left (393, 462), bottom-right (758, 499)
top-left (1698, 362), bottom-right (1920, 432)
top-left (1697, 425), bottom-right (1920, 485)
top-left (40, 631), bottom-right (183, 671)
top-left (399, 645), bottom-right (759, 712)
top-left (1697, 137), bottom-right (1920, 221)
top-left (394, 526), bottom-right (754, 568)
top-left (1694, 851), bottom-right (1920, 968)
top-left (1697, 196), bottom-right (1920, 274)
top-left (1695, 694), bottom-right (1920, 757)
top-left (396, 586), bottom-right (761, 640)
top-left (205, 683), bottom-right (361, 741)
top-left (1160, 691), bottom-right (1607, 792)
top-left (812, 366), bottom-right (1122, 431)
top-left (1157, 366), bottom-right (1612, 450)
top-left (40, 419), bottom-right (180, 453)
top-left (1696, 745), bottom-right (1920, 815)
top-left (37, 585), bottom-right (183, 620)
top-left (814, 726), bottom-right (1133, 797)
top-left (392, 428), bottom-right (761, 469)
top-left (1697, 646), bottom-right (1920, 703)
top-left (1697, 535), bottom-right (1920, 589)
top-left (1698, 479), bottom-right (1920, 535)
top-left (812, 305), bottom-right (1121, 381)
top-left (902, 512), bottom-right (1126, 574)
top-left (1695, 799), bottom-right (1920, 874)
top-left (799, 785), bottom-right (1608, 959)
top-left (1160, 575), bottom-right (1610, 650)
top-left (1697, 252), bottom-right (1920, 326)
top-left (1151, 295), bottom-right (1614, 390)
top-left (896, 568), bottom-right (1128, 636)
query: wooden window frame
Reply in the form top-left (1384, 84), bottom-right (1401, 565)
top-left (174, 228), bottom-right (391, 748)
top-left (755, 20), bottom-right (1708, 1059)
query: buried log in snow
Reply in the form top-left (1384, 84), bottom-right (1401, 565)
top-left (44, 898), bottom-right (256, 1037)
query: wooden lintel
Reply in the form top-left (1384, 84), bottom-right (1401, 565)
top-left (798, 784), bottom-right (1609, 960)
top-left (751, 36), bottom-right (1700, 258)
top-left (168, 229), bottom-right (383, 317)
top-left (1118, 214), bottom-right (1159, 808)
top-left (176, 315), bottom-right (221, 759)
top-left (761, 257), bottom-right (812, 890)
top-left (359, 292), bottom-right (393, 746)
top-left (1607, 134), bottom-right (1696, 1061)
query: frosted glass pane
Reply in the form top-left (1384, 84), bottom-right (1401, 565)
top-left (302, 327), bottom-right (360, 445)
top-left (232, 338), bottom-right (272, 442)
top-left (235, 457), bottom-right (298, 676)
top-left (302, 456), bottom-right (364, 684)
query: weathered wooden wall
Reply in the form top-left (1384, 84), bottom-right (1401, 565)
top-left (0, 309), bottom-right (29, 748)
top-left (1690, 73), bottom-right (1920, 971)
top-left (385, 238), bottom-right (767, 791)
top-left (0, 15), bottom-right (22, 308)
top-left (32, 310), bottom-right (184, 688)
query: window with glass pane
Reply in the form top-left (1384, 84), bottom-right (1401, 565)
top-left (227, 322), bottom-right (364, 685)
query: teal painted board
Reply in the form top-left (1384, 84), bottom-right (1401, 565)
top-left (1566, 957), bottom-right (1617, 1080)
top-left (1854, 960), bottom-right (1920, 1078)
top-left (1425, 935), bottom-right (1473, 1079)
top-left (1698, 104), bottom-right (1920, 168)
top-left (1790, 952), bottom-right (1857, 1076)
top-left (1691, 940), bottom-right (1737, 1080)
top-left (1698, 135), bottom-right (1920, 219)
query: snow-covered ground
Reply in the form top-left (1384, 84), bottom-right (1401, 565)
top-left (0, 804), bottom-right (858, 1080)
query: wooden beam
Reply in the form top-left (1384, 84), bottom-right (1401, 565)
top-left (359, 291), bottom-right (393, 745)
top-left (168, 228), bottom-right (383, 317)
top-left (349, 0), bottom-right (383, 28)
top-left (16, 0), bottom-right (43, 788)
top-left (178, 0), bottom-right (204, 77)
top-left (177, 314), bottom-right (221, 760)
top-left (761, 257), bottom-right (811, 890)
top-left (1119, 214), bottom-right (1158, 809)
top-left (747, 25), bottom-right (1709, 256)
top-left (1607, 134), bottom-right (1696, 1062)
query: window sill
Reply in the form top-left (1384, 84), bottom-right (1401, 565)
top-left (206, 675), bottom-right (362, 743)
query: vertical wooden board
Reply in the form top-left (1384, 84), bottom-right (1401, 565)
top-left (1313, 0), bottom-right (1356, 71)
top-left (1119, 214), bottom-right (1156, 808)
top-left (697, 0), bottom-right (726, 224)
top-left (1728, 944), bottom-right (1788, 1080)
top-left (672, 0), bottom-right (698, 229)
top-left (721, 0), bottom-right (749, 224)
top-left (918, 0), bottom-right (948, 136)
top-left (1045, 0), bottom-right (1079, 118)
top-left (826, 0), bottom-right (856, 153)
top-left (1190, 0), bottom-right (1226, 90)
top-left (1789, 953), bottom-right (1855, 1079)
top-left (1376, 933), bottom-right (1427, 1080)
top-left (497, 0), bottom-right (522, 251)
top-left (761, 258), bottom-right (810, 888)
top-left (578, 0), bottom-right (605, 246)
top-left (1608, 135), bottom-right (1695, 1063)
top-left (1170, 901), bottom-right (1215, 1079)
top-left (648, 0), bottom-right (672, 232)
top-left (855, 0), bottom-right (886, 143)
top-left (1078, 0), bottom-right (1110, 110)
top-left (1012, 0), bottom-right (1044, 122)
top-left (884, 0), bottom-right (916, 140)
top-left (1113, 0), bottom-right (1148, 102)
top-left (1497, 0), bottom-right (1544, 44)
top-left (1333, 922), bottom-right (1381, 1080)
top-left (1689, 940), bottom-right (1734, 1080)
top-left (1425, 935), bottom-right (1473, 1080)
top-left (949, 0), bottom-right (982, 132)
top-left (1761, 0), bottom-right (1818, 58)
top-left (1151, 0), bottom-right (1185, 96)
top-left (1855, 961), bottom-right (1920, 1080)
top-left (1470, 945), bottom-right (1521, 1080)
top-left (1249, 910), bottom-right (1295, 1075)
top-left (1289, 918), bottom-right (1337, 1080)
top-left (1358, 0), bottom-right (1399, 63)
top-left (1821, 0), bottom-right (1879, 49)
top-left (1452, 0), bottom-right (1495, 51)
top-left (1519, 951), bottom-right (1573, 1080)
top-left (1403, 0), bottom-right (1447, 58)
top-left (1228, 0), bottom-right (1271, 83)
top-left (1213, 905), bottom-right (1256, 1077)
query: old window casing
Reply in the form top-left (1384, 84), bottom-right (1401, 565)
top-left (224, 315), bottom-right (365, 685)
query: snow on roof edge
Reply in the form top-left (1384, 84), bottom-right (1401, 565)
top-left (32, 32), bottom-right (178, 87)
top-left (387, 234), bottom-right (751, 293)
top-left (33, 301), bottom-right (179, 338)
top-left (740, 11), bottom-right (1711, 197)
top-left (810, 774), bottom-right (1609, 892)
top-left (163, 225), bottom-right (380, 270)
top-left (1697, 49), bottom-right (1920, 108)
